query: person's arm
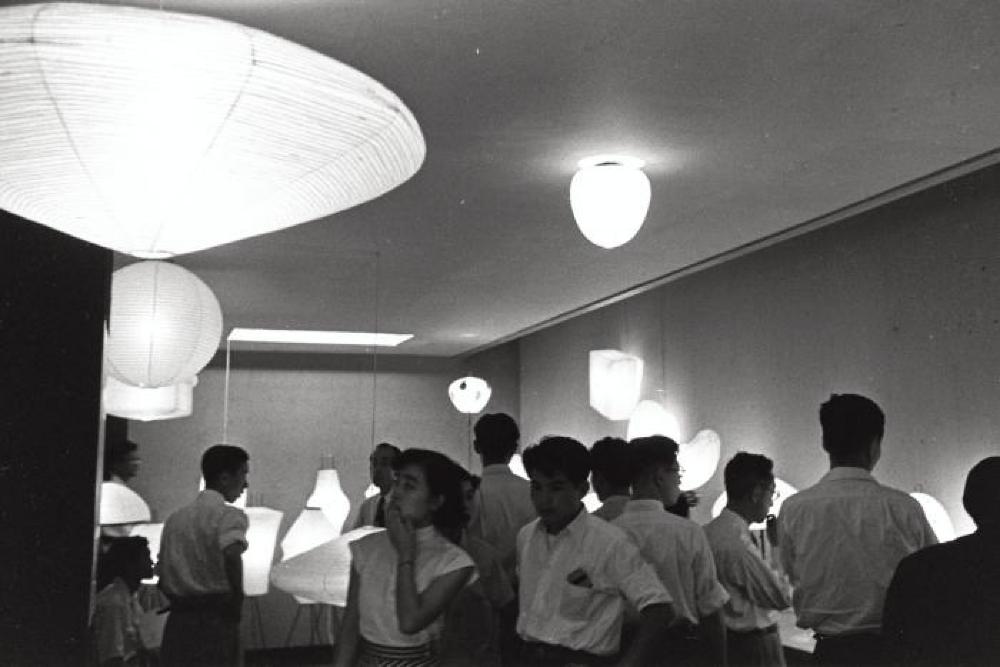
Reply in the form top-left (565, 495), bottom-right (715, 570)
top-left (618, 602), bottom-right (672, 667)
top-left (699, 609), bottom-right (728, 667)
top-left (395, 563), bottom-right (474, 634)
top-left (221, 542), bottom-right (246, 620)
top-left (332, 566), bottom-right (362, 667)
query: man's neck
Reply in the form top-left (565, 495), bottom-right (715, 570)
top-left (543, 504), bottom-right (584, 534)
top-left (726, 502), bottom-right (755, 525)
top-left (829, 457), bottom-right (872, 471)
top-left (481, 457), bottom-right (511, 467)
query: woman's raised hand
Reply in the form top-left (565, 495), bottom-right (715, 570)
top-left (386, 504), bottom-right (417, 562)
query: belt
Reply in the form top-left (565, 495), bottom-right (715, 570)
top-left (729, 624), bottom-right (778, 637)
top-left (167, 593), bottom-right (236, 613)
top-left (520, 640), bottom-right (617, 666)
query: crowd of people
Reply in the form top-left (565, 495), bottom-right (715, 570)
top-left (94, 393), bottom-right (1000, 667)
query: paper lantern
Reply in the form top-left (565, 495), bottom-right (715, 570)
top-left (589, 350), bottom-right (644, 420)
top-left (104, 375), bottom-right (196, 421)
top-left (100, 481), bottom-right (151, 526)
top-left (106, 262), bottom-right (222, 388)
top-left (910, 492), bottom-right (955, 542)
top-left (305, 468), bottom-right (351, 532)
top-left (0, 3), bottom-right (424, 258)
top-left (583, 492), bottom-right (602, 513)
top-left (270, 527), bottom-right (383, 607)
top-left (570, 156), bottom-right (651, 249)
top-left (509, 453), bottom-right (529, 480)
top-left (626, 399), bottom-right (682, 441)
top-left (243, 507), bottom-right (284, 596)
top-left (364, 483), bottom-right (380, 499)
top-left (448, 376), bottom-right (492, 414)
top-left (712, 478), bottom-right (799, 530)
top-left (678, 429), bottom-right (722, 491)
top-left (279, 509), bottom-right (340, 604)
top-left (129, 522), bottom-right (164, 584)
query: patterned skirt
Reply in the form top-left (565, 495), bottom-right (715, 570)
top-left (357, 640), bottom-right (437, 667)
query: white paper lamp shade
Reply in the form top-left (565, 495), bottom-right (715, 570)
top-left (305, 469), bottom-right (351, 533)
top-left (448, 376), bottom-right (492, 414)
top-left (570, 157), bottom-right (651, 249)
top-left (364, 483), bottom-right (380, 499)
top-left (106, 262), bottom-right (222, 388)
top-left (280, 509), bottom-right (340, 562)
top-left (129, 522), bottom-right (164, 584)
top-left (711, 478), bottom-right (799, 530)
top-left (583, 492), bottom-right (602, 513)
top-left (678, 429), bottom-right (722, 491)
top-left (910, 492), bottom-right (955, 542)
top-left (589, 350), bottom-right (644, 421)
top-left (100, 481), bottom-right (152, 526)
top-left (626, 400), bottom-right (682, 441)
top-left (243, 507), bottom-right (284, 596)
top-left (0, 3), bottom-right (424, 258)
top-left (104, 375), bottom-right (196, 421)
top-left (509, 453), bottom-right (529, 480)
top-left (270, 527), bottom-right (383, 607)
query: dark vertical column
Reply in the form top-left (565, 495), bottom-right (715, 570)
top-left (0, 211), bottom-right (112, 664)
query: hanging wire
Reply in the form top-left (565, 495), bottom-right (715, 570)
top-left (370, 251), bottom-right (380, 449)
top-left (222, 337), bottom-right (231, 443)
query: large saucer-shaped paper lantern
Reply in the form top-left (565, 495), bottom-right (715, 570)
top-left (910, 492), bottom-right (955, 542)
top-left (570, 156), bottom-right (651, 249)
top-left (106, 261), bottom-right (222, 388)
top-left (100, 481), bottom-right (152, 526)
top-left (626, 399), bottom-right (682, 441)
top-left (448, 376), bottom-right (492, 414)
top-left (270, 527), bottom-right (383, 607)
top-left (712, 478), bottom-right (799, 531)
top-left (0, 3), bottom-right (425, 258)
top-left (243, 507), bottom-right (284, 596)
top-left (589, 350), bottom-right (644, 421)
top-left (104, 375), bottom-right (197, 421)
top-left (678, 429), bottom-right (722, 491)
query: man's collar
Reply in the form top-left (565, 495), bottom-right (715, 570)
top-left (540, 503), bottom-right (587, 536)
top-left (482, 463), bottom-right (514, 475)
top-left (720, 507), bottom-right (751, 531)
top-left (822, 466), bottom-right (876, 482)
top-left (624, 498), bottom-right (664, 513)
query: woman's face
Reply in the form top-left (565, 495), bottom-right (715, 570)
top-left (390, 463), bottom-right (442, 526)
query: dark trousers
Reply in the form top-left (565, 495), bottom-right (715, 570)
top-left (812, 634), bottom-right (886, 667)
top-left (161, 596), bottom-right (241, 667)
top-left (727, 625), bottom-right (785, 667)
top-left (515, 640), bottom-right (618, 667)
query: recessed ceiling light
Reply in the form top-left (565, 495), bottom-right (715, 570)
top-left (227, 328), bottom-right (413, 346)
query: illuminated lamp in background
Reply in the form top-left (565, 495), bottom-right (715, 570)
top-left (104, 375), bottom-right (197, 421)
top-left (364, 483), bottom-right (380, 499)
top-left (243, 507), bottom-right (284, 596)
top-left (270, 527), bottom-right (383, 607)
top-left (99, 481), bottom-right (152, 527)
top-left (305, 457), bottom-right (351, 532)
top-left (448, 376), bottom-right (492, 414)
top-left (589, 350), bottom-right (643, 420)
top-left (106, 261), bottom-right (222, 388)
top-left (0, 3), bottom-right (424, 258)
top-left (570, 155), bottom-right (651, 249)
top-left (509, 453), bottom-right (529, 480)
top-left (910, 492), bottom-right (955, 542)
top-left (626, 399), bottom-right (682, 441)
top-left (712, 478), bottom-right (799, 530)
top-left (678, 429), bottom-right (722, 491)
top-left (129, 522), bottom-right (163, 584)
top-left (583, 492), bottom-right (602, 513)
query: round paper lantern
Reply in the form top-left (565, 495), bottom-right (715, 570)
top-left (711, 478), bottom-right (799, 530)
top-left (106, 261), bottom-right (222, 387)
top-left (678, 429), bottom-right (721, 491)
top-left (448, 376), bottom-right (492, 414)
top-left (910, 492), bottom-right (955, 542)
top-left (626, 399), bottom-right (682, 441)
top-left (570, 156), bottom-right (651, 249)
top-left (104, 375), bottom-right (197, 421)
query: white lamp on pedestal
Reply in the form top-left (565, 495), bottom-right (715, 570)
top-left (589, 350), bottom-right (643, 421)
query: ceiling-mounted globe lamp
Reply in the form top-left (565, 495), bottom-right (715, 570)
top-left (570, 155), bottom-right (651, 249)
top-left (448, 376), bottom-right (492, 414)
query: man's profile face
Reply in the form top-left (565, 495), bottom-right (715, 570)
top-left (370, 445), bottom-right (398, 492)
top-left (528, 468), bottom-right (587, 533)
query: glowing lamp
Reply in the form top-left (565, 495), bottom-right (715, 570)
top-left (570, 156), bottom-right (651, 249)
top-left (270, 527), bottom-right (383, 607)
top-left (712, 478), bottom-right (799, 530)
top-left (243, 507), bottom-right (284, 596)
top-left (104, 375), bottom-right (196, 421)
top-left (0, 3), bottom-right (424, 258)
top-left (583, 492), bottom-right (602, 513)
top-left (678, 429), bottom-right (722, 491)
top-left (280, 509), bottom-right (339, 563)
top-left (305, 467), bottom-right (351, 532)
top-left (509, 453), bottom-right (529, 480)
top-left (589, 350), bottom-right (644, 420)
top-left (910, 492), bottom-right (955, 542)
top-left (106, 262), bottom-right (222, 388)
top-left (130, 522), bottom-right (164, 584)
top-left (364, 483), bottom-right (380, 499)
top-left (448, 376), bottom-right (492, 414)
top-left (626, 400), bottom-right (681, 441)
top-left (99, 481), bottom-right (152, 526)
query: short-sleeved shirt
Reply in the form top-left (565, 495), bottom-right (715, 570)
top-left (704, 508), bottom-right (791, 631)
top-left (94, 577), bottom-right (143, 663)
top-left (517, 507), bottom-right (672, 656)
top-left (350, 525), bottom-right (475, 647)
top-left (158, 490), bottom-right (248, 598)
top-left (468, 464), bottom-right (536, 575)
top-left (779, 467), bottom-right (937, 635)
top-left (613, 499), bottom-right (729, 626)
top-left (591, 495), bottom-right (630, 522)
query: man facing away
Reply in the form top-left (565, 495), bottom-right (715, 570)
top-left (351, 441), bottom-right (400, 529)
top-left (613, 435), bottom-right (730, 667)
top-left (778, 394), bottom-right (936, 666)
top-left (517, 436), bottom-right (675, 666)
top-left (158, 444), bottom-right (250, 667)
top-left (467, 413), bottom-right (536, 578)
top-left (882, 456), bottom-right (1000, 667)
top-left (704, 453), bottom-right (791, 667)
top-left (589, 437), bottom-right (632, 522)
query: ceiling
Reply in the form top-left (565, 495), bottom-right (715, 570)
top-left (28, 1), bottom-right (1000, 356)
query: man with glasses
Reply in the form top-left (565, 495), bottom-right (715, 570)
top-left (705, 453), bottom-right (792, 666)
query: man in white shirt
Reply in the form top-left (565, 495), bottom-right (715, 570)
top-left (351, 442), bottom-right (400, 529)
top-left (517, 436), bottom-right (674, 666)
top-left (614, 435), bottom-right (730, 667)
top-left (467, 413), bottom-right (536, 577)
top-left (590, 437), bottom-right (632, 522)
top-left (779, 394), bottom-right (936, 666)
top-left (705, 452), bottom-right (791, 667)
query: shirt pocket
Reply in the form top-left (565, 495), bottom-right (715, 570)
top-left (559, 582), bottom-right (604, 621)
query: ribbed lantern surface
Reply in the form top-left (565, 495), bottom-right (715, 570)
top-left (107, 261), bottom-right (222, 388)
top-left (0, 3), bottom-right (425, 257)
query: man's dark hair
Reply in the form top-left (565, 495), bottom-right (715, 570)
top-left (628, 436), bottom-right (678, 485)
top-left (201, 444), bottom-right (249, 484)
top-left (373, 442), bottom-right (402, 458)
top-left (590, 437), bottom-right (631, 489)
top-left (103, 439), bottom-right (138, 481)
top-left (820, 393), bottom-right (885, 457)
top-left (522, 436), bottom-right (590, 485)
top-left (393, 449), bottom-right (468, 543)
top-left (962, 456), bottom-right (1000, 527)
top-left (97, 535), bottom-right (149, 590)
top-left (474, 413), bottom-right (520, 461)
top-left (724, 452), bottom-right (774, 501)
